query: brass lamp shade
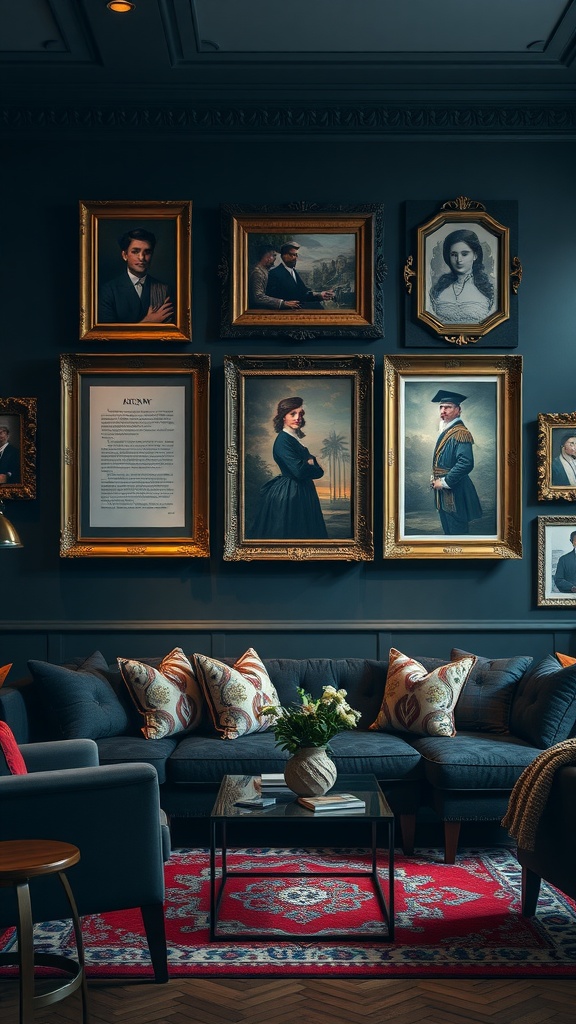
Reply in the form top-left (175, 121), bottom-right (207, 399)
top-left (0, 502), bottom-right (23, 548)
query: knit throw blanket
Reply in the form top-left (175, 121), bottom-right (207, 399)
top-left (501, 737), bottom-right (576, 851)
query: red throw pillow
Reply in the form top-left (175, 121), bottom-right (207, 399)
top-left (0, 720), bottom-right (28, 775)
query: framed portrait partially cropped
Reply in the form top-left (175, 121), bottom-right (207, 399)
top-left (403, 197), bottom-right (521, 348)
top-left (223, 354), bottom-right (374, 561)
top-left (537, 412), bottom-right (576, 501)
top-left (537, 516), bottom-right (576, 606)
top-left (220, 203), bottom-right (384, 340)
top-left (79, 200), bottom-right (192, 341)
top-left (384, 354), bottom-right (522, 559)
top-left (60, 353), bottom-right (209, 557)
top-left (0, 397), bottom-right (37, 500)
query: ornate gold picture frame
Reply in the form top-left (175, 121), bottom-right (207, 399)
top-left (0, 397), bottom-right (37, 500)
top-left (537, 413), bottom-right (576, 501)
top-left (537, 515), bottom-right (576, 606)
top-left (404, 196), bottom-right (521, 348)
top-left (384, 354), bottom-right (522, 559)
top-left (80, 200), bottom-right (192, 341)
top-left (224, 354), bottom-right (373, 561)
top-left (61, 353), bottom-right (209, 558)
top-left (220, 203), bottom-right (384, 340)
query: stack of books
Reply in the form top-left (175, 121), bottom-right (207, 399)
top-left (297, 793), bottom-right (366, 813)
top-left (259, 773), bottom-right (291, 795)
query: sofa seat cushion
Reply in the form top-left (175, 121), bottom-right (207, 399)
top-left (95, 735), bottom-right (178, 785)
top-left (411, 733), bottom-right (543, 791)
top-left (166, 729), bottom-right (422, 785)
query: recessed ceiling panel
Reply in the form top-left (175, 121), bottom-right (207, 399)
top-left (0, 0), bottom-right (97, 62)
top-left (192, 0), bottom-right (569, 54)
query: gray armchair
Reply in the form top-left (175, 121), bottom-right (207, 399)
top-left (0, 739), bottom-right (169, 983)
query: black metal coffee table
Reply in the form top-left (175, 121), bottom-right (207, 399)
top-left (209, 772), bottom-right (394, 942)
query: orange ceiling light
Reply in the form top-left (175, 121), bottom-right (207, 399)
top-left (107, 1), bottom-right (135, 12)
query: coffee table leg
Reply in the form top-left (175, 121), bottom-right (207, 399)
top-left (210, 819), bottom-right (216, 941)
top-left (388, 818), bottom-right (395, 941)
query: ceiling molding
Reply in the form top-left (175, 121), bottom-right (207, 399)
top-left (2, 100), bottom-right (576, 139)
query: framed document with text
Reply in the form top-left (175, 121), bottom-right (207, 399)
top-left (60, 353), bottom-right (209, 557)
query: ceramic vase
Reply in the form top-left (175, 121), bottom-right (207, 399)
top-left (283, 746), bottom-right (337, 797)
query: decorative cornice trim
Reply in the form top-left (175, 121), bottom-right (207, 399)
top-left (2, 102), bottom-right (576, 137)
top-left (0, 620), bottom-right (574, 633)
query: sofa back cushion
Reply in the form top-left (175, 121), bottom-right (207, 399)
top-left (28, 652), bottom-right (131, 741)
top-left (259, 656), bottom-right (443, 731)
top-left (451, 649), bottom-right (533, 733)
top-left (510, 655), bottom-right (576, 748)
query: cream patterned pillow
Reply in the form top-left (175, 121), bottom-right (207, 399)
top-left (370, 648), bottom-right (476, 738)
top-left (118, 647), bottom-right (203, 740)
top-left (194, 648), bottom-right (280, 740)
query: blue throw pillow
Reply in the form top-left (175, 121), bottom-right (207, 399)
top-left (509, 655), bottom-right (576, 748)
top-left (28, 652), bottom-right (129, 740)
top-left (451, 649), bottom-right (533, 733)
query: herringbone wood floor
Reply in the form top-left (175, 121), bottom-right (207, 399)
top-left (1, 977), bottom-right (575, 1023)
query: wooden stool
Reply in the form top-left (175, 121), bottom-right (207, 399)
top-left (0, 839), bottom-right (88, 1024)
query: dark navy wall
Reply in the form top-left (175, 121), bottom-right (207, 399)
top-left (2, 136), bottom-right (576, 672)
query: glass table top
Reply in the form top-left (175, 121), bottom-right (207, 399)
top-left (211, 773), bottom-right (393, 821)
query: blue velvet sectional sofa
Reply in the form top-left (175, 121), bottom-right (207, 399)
top-left (2, 648), bottom-right (576, 863)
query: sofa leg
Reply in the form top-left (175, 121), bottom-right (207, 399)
top-left (521, 865), bottom-right (541, 917)
top-left (444, 821), bottom-right (461, 864)
top-left (399, 814), bottom-right (416, 855)
top-left (140, 903), bottom-right (169, 983)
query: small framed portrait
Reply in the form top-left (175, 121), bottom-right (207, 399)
top-left (537, 516), bottom-right (576, 606)
top-left (220, 203), bottom-right (384, 340)
top-left (224, 354), bottom-right (374, 561)
top-left (79, 200), bottom-right (192, 341)
top-left (404, 197), bottom-right (521, 348)
top-left (384, 354), bottom-right (522, 559)
top-left (60, 353), bottom-right (209, 557)
top-left (537, 413), bottom-right (576, 501)
top-left (0, 397), bottom-right (37, 500)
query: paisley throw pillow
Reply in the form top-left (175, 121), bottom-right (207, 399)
top-left (369, 648), bottom-right (476, 738)
top-left (118, 647), bottom-right (203, 740)
top-left (194, 648), bottom-right (280, 740)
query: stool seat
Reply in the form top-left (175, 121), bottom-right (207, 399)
top-left (0, 840), bottom-right (80, 883)
top-left (0, 839), bottom-right (88, 1023)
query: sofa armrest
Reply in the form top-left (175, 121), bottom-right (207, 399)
top-left (0, 762), bottom-right (166, 917)
top-left (21, 739), bottom-right (99, 772)
top-left (0, 686), bottom-right (29, 742)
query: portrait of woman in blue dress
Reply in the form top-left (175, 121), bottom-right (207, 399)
top-left (249, 396), bottom-right (328, 539)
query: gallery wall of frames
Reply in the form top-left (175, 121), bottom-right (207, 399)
top-left (2, 126), bottom-right (576, 674)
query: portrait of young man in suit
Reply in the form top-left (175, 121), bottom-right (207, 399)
top-left (98, 228), bottom-right (175, 325)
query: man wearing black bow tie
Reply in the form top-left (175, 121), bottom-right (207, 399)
top-left (0, 425), bottom-right (20, 485)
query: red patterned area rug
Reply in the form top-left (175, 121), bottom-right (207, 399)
top-left (1, 847), bottom-right (576, 979)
